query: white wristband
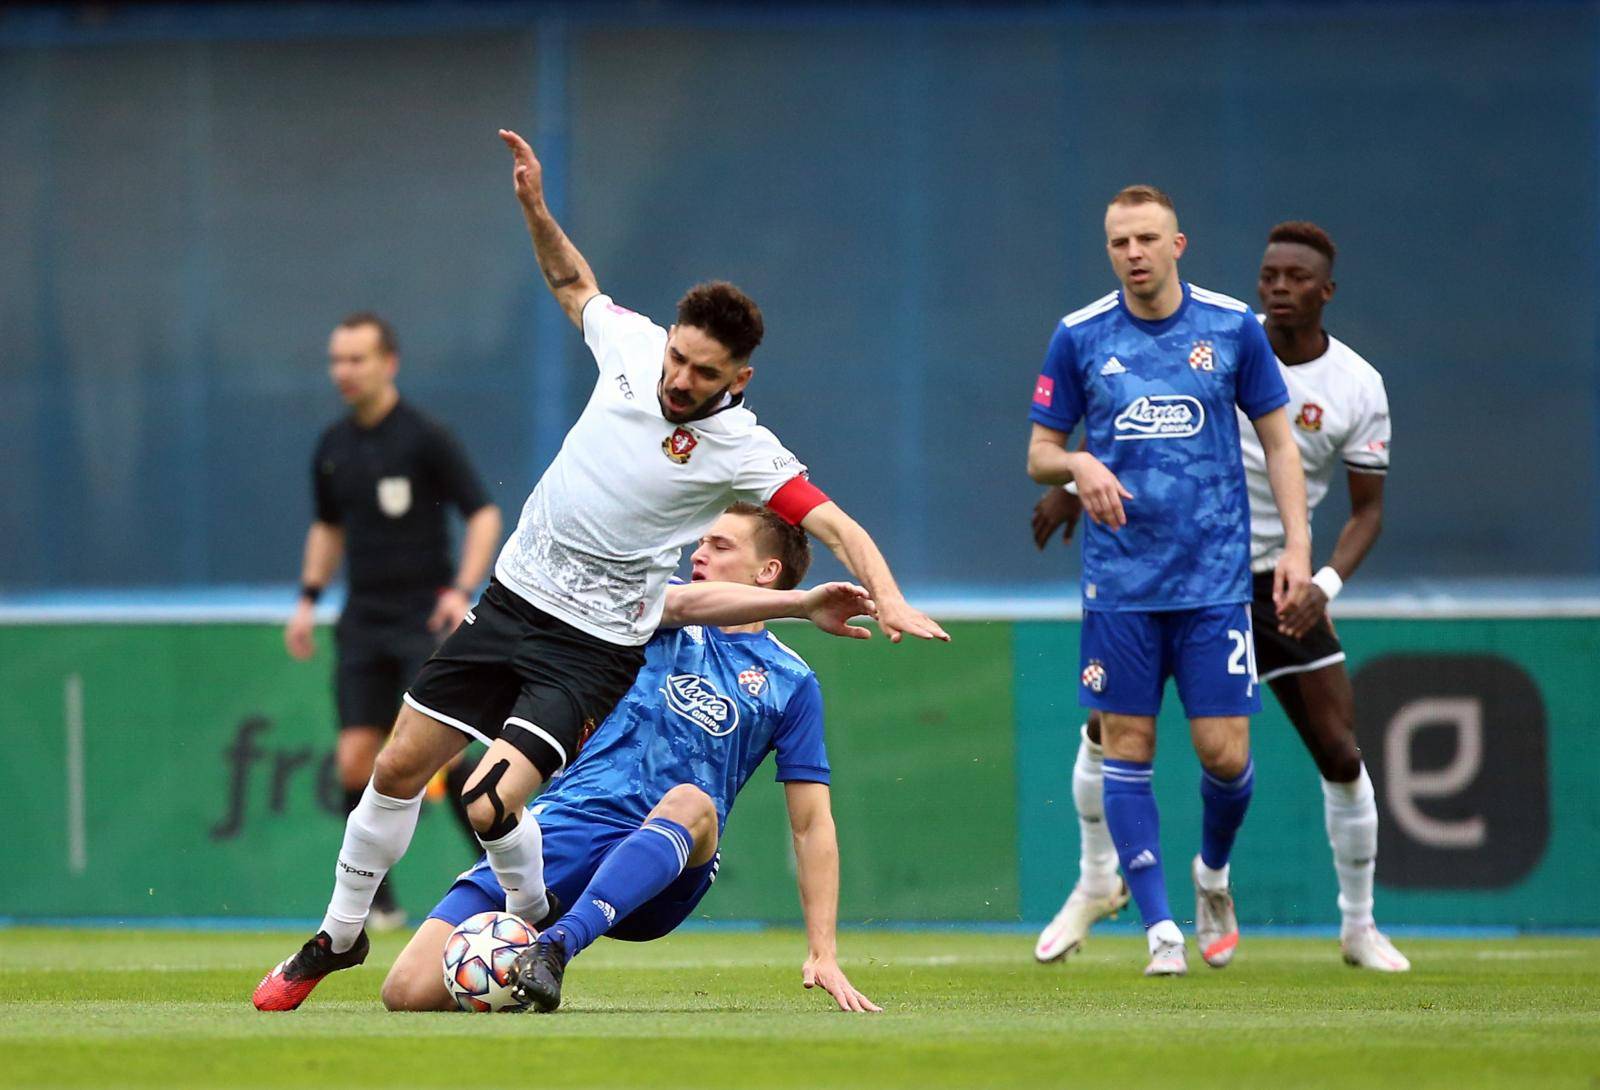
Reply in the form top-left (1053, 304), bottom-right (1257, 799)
top-left (1312, 566), bottom-right (1343, 601)
top-left (1063, 481), bottom-right (1080, 496)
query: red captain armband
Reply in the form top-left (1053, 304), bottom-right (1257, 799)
top-left (766, 475), bottom-right (830, 525)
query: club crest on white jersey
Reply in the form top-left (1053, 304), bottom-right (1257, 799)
top-left (661, 673), bottom-right (740, 737)
top-left (1114, 395), bottom-right (1206, 440)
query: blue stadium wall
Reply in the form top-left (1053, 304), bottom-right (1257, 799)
top-left (3, 1), bottom-right (1599, 594)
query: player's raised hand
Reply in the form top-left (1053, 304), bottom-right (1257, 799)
top-left (802, 954), bottom-right (882, 1013)
top-left (1031, 486), bottom-right (1082, 550)
top-left (497, 128), bottom-right (545, 208)
top-left (1071, 453), bottom-right (1134, 531)
top-left (876, 598), bottom-right (950, 644)
top-left (799, 581), bottom-right (877, 640)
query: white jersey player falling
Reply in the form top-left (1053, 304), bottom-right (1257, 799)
top-left (1237, 323), bottom-right (1390, 568)
top-left (497, 294), bottom-right (808, 645)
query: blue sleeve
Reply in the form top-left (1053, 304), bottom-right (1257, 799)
top-left (772, 674), bottom-right (830, 784)
top-left (1234, 316), bottom-right (1290, 419)
top-left (1027, 323), bottom-right (1085, 434)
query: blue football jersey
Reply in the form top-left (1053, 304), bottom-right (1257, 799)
top-left (531, 623), bottom-right (829, 835)
top-left (1029, 283), bottom-right (1289, 611)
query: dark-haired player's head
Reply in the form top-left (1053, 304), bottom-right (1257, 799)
top-left (328, 312), bottom-right (399, 411)
top-left (659, 281), bottom-right (764, 424)
top-left (1104, 185), bottom-right (1187, 306)
top-left (689, 502), bottom-right (811, 592)
top-left (1259, 221), bottom-right (1337, 333)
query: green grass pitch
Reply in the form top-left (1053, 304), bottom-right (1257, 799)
top-left (2, 928), bottom-right (1597, 1089)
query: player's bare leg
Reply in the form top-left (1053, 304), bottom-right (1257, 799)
top-left (1189, 715), bottom-right (1251, 969)
top-left (459, 740), bottom-right (554, 927)
top-left (1036, 711), bottom-right (1129, 963)
top-left (381, 918), bottom-right (460, 1012)
top-left (515, 784), bottom-right (719, 1011)
top-left (1099, 714), bottom-right (1185, 975)
top-left (252, 705), bottom-right (467, 1011)
top-left (1270, 663), bottom-right (1409, 972)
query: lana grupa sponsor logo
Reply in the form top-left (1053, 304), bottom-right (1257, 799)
top-left (661, 673), bottom-right (741, 737)
top-left (1114, 395), bottom-right (1205, 440)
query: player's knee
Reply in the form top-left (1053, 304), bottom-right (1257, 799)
top-left (372, 745), bottom-right (425, 798)
top-left (380, 965), bottom-right (430, 1012)
top-left (460, 759), bottom-right (522, 840)
top-left (1315, 728), bottom-right (1363, 784)
top-left (1194, 729), bottom-right (1250, 780)
top-left (657, 783), bottom-right (715, 826)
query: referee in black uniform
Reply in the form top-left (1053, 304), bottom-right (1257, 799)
top-left (285, 312), bottom-right (502, 929)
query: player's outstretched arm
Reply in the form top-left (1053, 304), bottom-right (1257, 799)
top-left (784, 782), bottom-right (881, 1013)
top-left (1250, 407), bottom-right (1313, 615)
top-left (498, 128), bottom-right (599, 328)
top-left (661, 580), bottom-right (876, 637)
top-left (799, 502), bottom-right (949, 644)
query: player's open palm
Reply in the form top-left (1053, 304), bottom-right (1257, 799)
top-left (803, 955), bottom-right (882, 1013)
top-left (801, 582), bottom-right (876, 640)
top-left (497, 128), bottom-right (544, 206)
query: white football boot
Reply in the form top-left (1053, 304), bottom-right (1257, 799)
top-left (1143, 937), bottom-right (1188, 977)
top-left (1341, 925), bottom-right (1411, 972)
top-left (1192, 855), bottom-right (1240, 968)
top-left (1034, 878), bottom-right (1130, 963)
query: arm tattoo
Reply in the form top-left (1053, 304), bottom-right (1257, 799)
top-left (543, 267), bottom-right (581, 290)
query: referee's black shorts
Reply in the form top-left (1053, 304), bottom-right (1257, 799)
top-left (1248, 571), bottom-right (1347, 685)
top-left (403, 579), bottom-right (645, 780)
top-left (334, 590), bottom-right (439, 731)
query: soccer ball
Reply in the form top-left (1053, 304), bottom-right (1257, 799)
top-left (441, 910), bottom-right (538, 1012)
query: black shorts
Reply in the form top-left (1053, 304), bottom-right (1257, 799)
top-left (1249, 571), bottom-right (1346, 685)
top-left (402, 579), bottom-right (646, 780)
top-left (334, 591), bottom-right (439, 730)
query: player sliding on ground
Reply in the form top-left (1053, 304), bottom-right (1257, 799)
top-left (1032, 221), bottom-right (1407, 972)
top-left (1026, 185), bottom-right (1311, 977)
top-left (381, 505), bottom-right (880, 1013)
top-left (254, 128), bottom-right (946, 1012)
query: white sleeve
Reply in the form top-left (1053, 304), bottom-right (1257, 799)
top-left (733, 426), bottom-right (808, 503)
top-left (581, 294), bottom-right (660, 376)
top-left (1342, 373), bottom-right (1391, 474)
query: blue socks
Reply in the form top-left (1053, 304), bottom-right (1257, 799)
top-left (542, 818), bottom-right (692, 960)
top-left (1101, 759), bottom-right (1172, 929)
top-left (1199, 759), bottom-right (1254, 871)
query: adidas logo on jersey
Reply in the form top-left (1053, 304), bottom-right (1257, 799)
top-left (1127, 849), bottom-right (1158, 870)
top-left (1100, 356), bottom-right (1127, 376)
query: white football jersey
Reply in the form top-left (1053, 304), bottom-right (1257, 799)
top-left (494, 295), bottom-right (806, 646)
top-left (1237, 326), bottom-right (1390, 570)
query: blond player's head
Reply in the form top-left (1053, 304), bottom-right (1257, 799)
top-left (1104, 186), bottom-right (1186, 307)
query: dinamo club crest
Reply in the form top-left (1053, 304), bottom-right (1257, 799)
top-left (1188, 341), bottom-right (1215, 372)
top-left (662, 426), bottom-right (698, 464)
top-left (738, 667), bottom-right (768, 697)
top-left (1295, 402), bottom-right (1325, 431)
top-left (1081, 659), bottom-right (1107, 694)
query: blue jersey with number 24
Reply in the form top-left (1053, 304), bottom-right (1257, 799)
top-left (1029, 283), bottom-right (1289, 612)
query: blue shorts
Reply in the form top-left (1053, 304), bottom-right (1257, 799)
top-left (1079, 603), bottom-right (1261, 718)
top-left (427, 813), bottom-right (719, 942)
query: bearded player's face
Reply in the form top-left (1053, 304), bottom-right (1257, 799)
top-left (658, 324), bottom-right (753, 423)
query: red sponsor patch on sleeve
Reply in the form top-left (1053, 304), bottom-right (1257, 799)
top-left (767, 475), bottom-right (830, 526)
top-left (1033, 374), bottom-right (1055, 407)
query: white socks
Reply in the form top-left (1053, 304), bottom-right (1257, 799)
top-left (1146, 918), bottom-right (1184, 952)
top-left (1195, 860), bottom-right (1230, 892)
top-left (479, 814), bottom-right (549, 923)
top-left (320, 781), bottom-right (425, 952)
top-left (1073, 725), bottom-right (1121, 897)
top-left (1323, 765), bottom-right (1378, 934)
